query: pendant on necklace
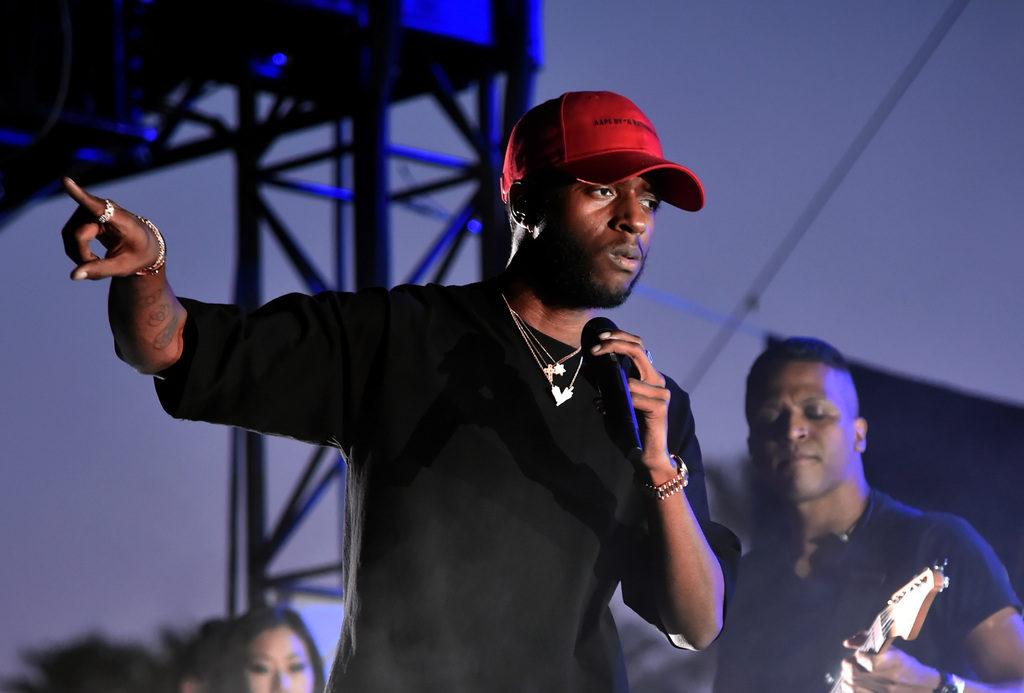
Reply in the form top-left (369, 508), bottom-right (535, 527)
top-left (551, 385), bottom-right (574, 406)
top-left (543, 363), bottom-right (567, 378)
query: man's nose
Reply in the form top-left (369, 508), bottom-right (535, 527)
top-left (787, 414), bottom-right (809, 440)
top-left (614, 195), bottom-right (649, 235)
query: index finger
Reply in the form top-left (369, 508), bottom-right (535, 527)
top-left (588, 328), bottom-right (642, 353)
top-left (843, 631), bottom-right (868, 649)
top-left (62, 177), bottom-right (105, 216)
top-left (593, 331), bottom-right (662, 384)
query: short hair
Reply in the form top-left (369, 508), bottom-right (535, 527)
top-left (503, 170), bottom-right (578, 262)
top-left (504, 171), bottom-right (575, 226)
top-left (745, 336), bottom-right (855, 422)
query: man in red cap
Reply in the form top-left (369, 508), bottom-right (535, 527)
top-left (59, 91), bottom-right (739, 692)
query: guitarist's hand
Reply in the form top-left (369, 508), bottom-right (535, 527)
top-left (839, 632), bottom-right (941, 692)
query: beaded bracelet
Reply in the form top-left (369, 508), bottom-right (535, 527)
top-left (639, 454), bottom-right (689, 501)
top-left (135, 217), bottom-right (166, 276)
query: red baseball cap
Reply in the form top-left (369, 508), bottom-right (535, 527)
top-left (500, 91), bottom-right (704, 211)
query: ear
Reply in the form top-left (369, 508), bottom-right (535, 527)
top-left (853, 417), bottom-right (868, 453)
top-left (507, 181), bottom-right (529, 227)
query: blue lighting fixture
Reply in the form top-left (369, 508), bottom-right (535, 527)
top-left (0, 129), bottom-right (34, 147)
top-left (402, 0), bottom-right (492, 45)
top-left (72, 147), bottom-right (116, 165)
top-left (250, 53), bottom-right (288, 80)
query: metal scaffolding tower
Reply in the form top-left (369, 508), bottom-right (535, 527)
top-left (0, 0), bottom-right (541, 614)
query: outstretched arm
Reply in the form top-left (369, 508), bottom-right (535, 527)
top-left (589, 327), bottom-right (727, 650)
top-left (60, 177), bottom-right (187, 374)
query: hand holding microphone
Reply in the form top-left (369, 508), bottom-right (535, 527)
top-left (582, 317), bottom-right (672, 472)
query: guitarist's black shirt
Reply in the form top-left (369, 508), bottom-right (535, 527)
top-left (713, 490), bottom-right (1021, 693)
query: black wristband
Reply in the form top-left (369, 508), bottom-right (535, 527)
top-left (934, 671), bottom-right (965, 693)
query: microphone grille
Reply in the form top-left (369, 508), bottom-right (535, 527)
top-left (581, 316), bottom-right (618, 351)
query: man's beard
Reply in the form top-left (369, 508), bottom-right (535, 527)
top-left (516, 222), bottom-right (644, 309)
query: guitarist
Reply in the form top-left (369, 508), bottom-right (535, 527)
top-left (713, 337), bottom-right (1024, 693)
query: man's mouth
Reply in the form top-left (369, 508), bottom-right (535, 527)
top-left (777, 448), bottom-right (817, 467)
top-left (610, 245), bottom-right (642, 271)
top-left (612, 245), bottom-right (642, 261)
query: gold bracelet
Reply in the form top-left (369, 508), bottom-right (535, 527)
top-left (135, 217), bottom-right (166, 276)
top-left (639, 454), bottom-right (689, 501)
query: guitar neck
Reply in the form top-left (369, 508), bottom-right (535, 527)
top-left (858, 607), bottom-right (895, 655)
top-left (826, 607), bottom-right (892, 693)
top-left (825, 564), bottom-right (946, 693)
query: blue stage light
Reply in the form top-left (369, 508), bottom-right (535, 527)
top-left (73, 147), bottom-right (116, 165)
top-left (0, 129), bottom-right (34, 147)
top-left (251, 59), bottom-right (284, 80)
top-left (402, 0), bottom-right (491, 45)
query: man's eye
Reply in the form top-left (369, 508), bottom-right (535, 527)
top-left (642, 198), bottom-right (661, 212)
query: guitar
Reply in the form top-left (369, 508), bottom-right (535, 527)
top-left (825, 563), bottom-right (948, 692)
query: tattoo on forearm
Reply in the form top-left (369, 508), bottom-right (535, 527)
top-left (136, 287), bottom-right (176, 351)
top-left (152, 314), bottom-right (180, 351)
top-left (147, 301), bottom-right (169, 327)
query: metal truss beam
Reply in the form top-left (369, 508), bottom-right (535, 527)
top-left (1, 0), bottom-right (540, 618)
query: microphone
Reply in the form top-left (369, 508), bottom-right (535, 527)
top-left (582, 316), bottom-right (643, 463)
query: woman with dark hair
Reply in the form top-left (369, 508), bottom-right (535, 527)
top-left (212, 606), bottom-right (325, 693)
